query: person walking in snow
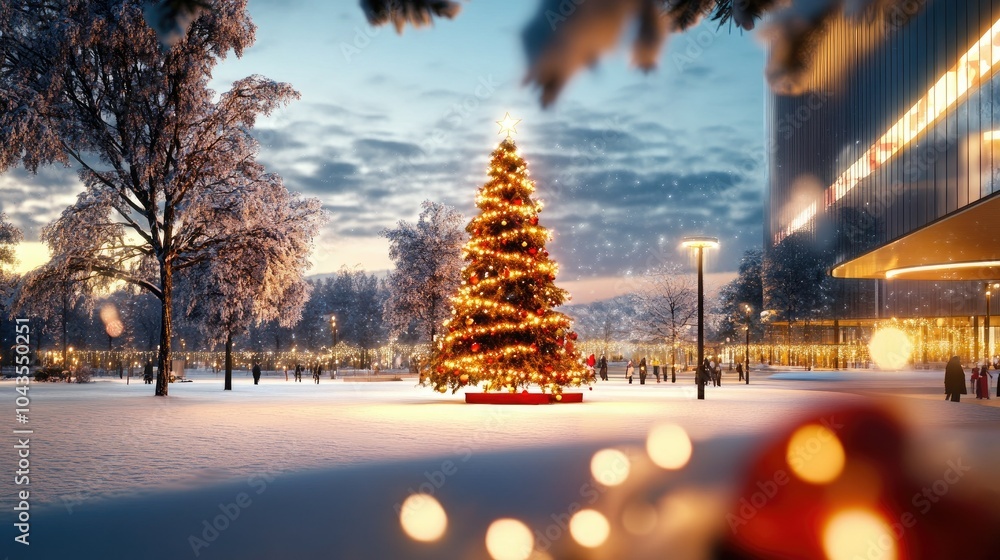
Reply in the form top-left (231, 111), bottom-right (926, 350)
top-left (252, 362), bottom-right (262, 385)
top-left (143, 360), bottom-right (154, 384)
top-left (294, 363), bottom-right (302, 382)
top-left (313, 363), bottom-right (322, 384)
top-left (625, 359), bottom-right (634, 384)
top-left (638, 357), bottom-right (647, 385)
top-left (599, 355), bottom-right (608, 381)
top-left (978, 363), bottom-right (992, 400)
top-left (944, 356), bottom-right (966, 402)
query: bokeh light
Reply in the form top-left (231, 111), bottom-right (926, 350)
top-left (868, 327), bottom-right (913, 370)
top-left (621, 502), bottom-right (658, 535)
top-left (823, 509), bottom-right (897, 560)
top-left (399, 493), bottom-right (448, 542)
top-left (647, 424), bottom-right (693, 470)
top-left (485, 518), bottom-right (534, 560)
top-left (590, 448), bottom-right (630, 486)
top-left (786, 423), bottom-right (846, 484)
top-left (569, 509), bottom-right (610, 548)
top-left (99, 303), bottom-right (124, 338)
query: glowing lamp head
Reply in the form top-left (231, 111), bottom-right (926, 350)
top-left (681, 236), bottom-right (720, 250)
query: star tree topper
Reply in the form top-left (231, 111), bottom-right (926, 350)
top-left (496, 112), bottom-right (521, 137)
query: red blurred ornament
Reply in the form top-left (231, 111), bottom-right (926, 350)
top-left (530, 343), bottom-right (538, 352)
top-left (471, 342), bottom-right (481, 352)
top-left (537, 308), bottom-right (545, 315)
top-left (502, 268), bottom-right (511, 278)
top-left (542, 250), bottom-right (549, 257)
top-left (470, 275), bottom-right (479, 285)
top-left (530, 216), bottom-right (538, 225)
top-left (513, 198), bottom-right (523, 206)
top-left (528, 247), bottom-right (538, 255)
top-left (519, 310), bottom-right (528, 319)
top-left (568, 332), bottom-right (578, 341)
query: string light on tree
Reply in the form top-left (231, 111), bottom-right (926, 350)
top-left (430, 115), bottom-right (592, 396)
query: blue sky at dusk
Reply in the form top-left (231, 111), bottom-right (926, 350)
top-left (2, 1), bottom-right (767, 303)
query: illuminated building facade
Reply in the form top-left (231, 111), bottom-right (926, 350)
top-left (764, 0), bottom-right (1000, 365)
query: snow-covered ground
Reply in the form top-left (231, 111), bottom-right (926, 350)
top-left (2, 366), bottom-right (999, 559)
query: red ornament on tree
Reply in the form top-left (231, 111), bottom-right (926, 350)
top-left (530, 216), bottom-right (538, 225)
top-left (512, 197), bottom-right (523, 206)
top-left (471, 342), bottom-right (481, 352)
top-left (568, 332), bottom-right (578, 341)
top-left (528, 247), bottom-right (538, 256)
top-left (470, 275), bottom-right (479, 285)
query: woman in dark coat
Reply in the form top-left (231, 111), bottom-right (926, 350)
top-left (638, 357), bottom-right (647, 385)
top-left (252, 363), bottom-right (262, 385)
top-left (598, 355), bottom-right (608, 381)
top-left (944, 356), bottom-right (966, 402)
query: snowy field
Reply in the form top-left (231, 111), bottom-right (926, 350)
top-left (3, 366), bottom-right (1000, 559)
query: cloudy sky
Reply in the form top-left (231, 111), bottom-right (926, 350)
top-left (2, 1), bottom-right (766, 303)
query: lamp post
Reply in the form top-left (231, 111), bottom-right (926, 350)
top-left (744, 304), bottom-right (752, 384)
top-left (330, 315), bottom-right (338, 372)
top-left (987, 283), bottom-right (999, 363)
top-left (682, 236), bottom-right (719, 400)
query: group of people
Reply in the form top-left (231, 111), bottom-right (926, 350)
top-left (622, 357), bottom-right (664, 384)
top-left (289, 363), bottom-right (323, 383)
top-left (585, 354), bottom-right (745, 386)
top-left (586, 354), bottom-right (609, 381)
top-left (944, 356), bottom-right (999, 402)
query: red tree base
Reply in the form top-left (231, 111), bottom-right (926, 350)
top-left (465, 392), bottom-right (584, 404)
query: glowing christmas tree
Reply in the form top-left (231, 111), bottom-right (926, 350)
top-left (429, 114), bottom-right (592, 397)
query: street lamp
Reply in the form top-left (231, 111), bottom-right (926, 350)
top-left (330, 315), bottom-right (338, 372)
top-left (744, 304), bottom-right (752, 385)
top-left (682, 236), bottom-right (719, 400)
top-left (986, 283), bottom-right (999, 363)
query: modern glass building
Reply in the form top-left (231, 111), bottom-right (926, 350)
top-left (764, 0), bottom-right (1000, 365)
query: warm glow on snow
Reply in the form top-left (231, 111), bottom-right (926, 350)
top-left (485, 518), bottom-right (534, 560)
top-left (822, 509), bottom-right (897, 560)
top-left (399, 493), bottom-right (448, 542)
top-left (569, 509), bottom-right (610, 548)
top-left (868, 328), bottom-right (913, 370)
top-left (786, 424), bottom-right (845, 484)
top-left (590, 448), bottom-right (630, 486)
top-left (646, 424), bottom-right (692, 470)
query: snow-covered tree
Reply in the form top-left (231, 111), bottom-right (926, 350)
top-left (715, 249), bottom-right (764, 342)
top-left (0, 0), bottom-right (305, 395)
top-left (632, 262), bottom-right (697, 379)
top-left (178, 184), bottom-right (325, 390)
top-left (361, 0), bottom-right (926, 104)
top-left (0, 213), bottom-right (22, 304)
top-left (15, 268), bottom-right (92, 368)
top-left (381, 201), bottom-right (466, 344)
top-left (566, 295), bottom-right (636, 355)
top-left (763, 231), bottom-right (834, 365)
